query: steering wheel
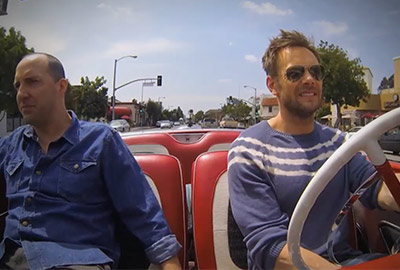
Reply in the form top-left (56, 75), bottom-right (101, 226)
top-left (287, 107), bottom-right (400, 270)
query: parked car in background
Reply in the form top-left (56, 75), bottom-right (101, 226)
top-left (110, 119), bottom-right (130, 132)
top-left (219, 118), bottom-right (238, 129)
top-left (159, 120), bottom-right (172, 129)
top-left (200, 118), bottom-right (218, 128)
top-left (237, 122), bottom-right (245, 129)
top-left (378, 126), bottom-right (400, 155)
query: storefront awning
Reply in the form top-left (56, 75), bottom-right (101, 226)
top-left (108, 106), bottom-right (132, 116)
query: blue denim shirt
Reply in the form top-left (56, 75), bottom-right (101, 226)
top-left (0, 111), bottom-right (181, 270)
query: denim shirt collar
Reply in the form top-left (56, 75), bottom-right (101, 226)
top-left (63, 111), bottom-right (80, 145)
top-left (22, 110), bottom-right (80, 146)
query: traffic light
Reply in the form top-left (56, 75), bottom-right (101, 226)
top-left (0, 0), bottom-right (8, 16)
top-left (139, 108), bottom-right (143, 113)
top-left (228, 96), bottom-right (233, 105)
top-left (157, 75), bottom-right (162, 86)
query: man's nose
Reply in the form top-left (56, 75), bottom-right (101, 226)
top-left (16, 84), bottom-right (30, 98)
top-left (302, 70), bottom-right (315, 83)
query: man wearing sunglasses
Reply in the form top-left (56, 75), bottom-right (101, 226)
top-left (228, 30), bottom-right (399, 269)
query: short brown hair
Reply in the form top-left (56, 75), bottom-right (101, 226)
top-left (262, 29), bottom-right (320, 77)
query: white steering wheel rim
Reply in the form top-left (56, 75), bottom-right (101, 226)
top-left (287, 107), bottom-right (400, 270)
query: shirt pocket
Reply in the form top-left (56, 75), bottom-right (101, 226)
top-left (58, 160), bottom-right (101, 203)
top-left (5, 159), bottom-right (23, 195)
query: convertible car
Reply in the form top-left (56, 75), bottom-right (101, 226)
top-left (118, 107), bottom-right (400, 269)
top-left (0, 108), bottom-right (399, 269)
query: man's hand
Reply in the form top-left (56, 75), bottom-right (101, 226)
top-left (274, 244), bottom-right (339, 270)
top-left (160, 255), bottom-right (181, 270)
top-left (377, 173), bottom-right (400, 212)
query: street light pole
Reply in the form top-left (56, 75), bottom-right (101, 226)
top-left (112, 55), bottom-right (137, 120)
top-left (244, 85), bottom-right (257, 123)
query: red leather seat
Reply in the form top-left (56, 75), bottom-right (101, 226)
top-left (135, 154), bottom-right (188, 269)
top-left (191, 151), bottom-right (241, 269)
top-left (123, 130), bottom-right (240, 184)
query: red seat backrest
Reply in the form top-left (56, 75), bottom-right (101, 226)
top-left (191, 151), bottom-right (241, 270)
top-left (135, 154), bottom-right (187, 268)
top-left (123, 130), bottom-right (240, 184)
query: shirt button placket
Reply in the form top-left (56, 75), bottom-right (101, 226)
top-left (25, 197), bottom-right (33, 207)
top-left (30, 167), bottom-right (43, 191)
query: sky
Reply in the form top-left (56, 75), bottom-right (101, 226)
top-left (1, 0), bottom-right (400, 114)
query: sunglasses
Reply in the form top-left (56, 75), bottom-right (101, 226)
top-left (284, 64), bottom-right (325, 82)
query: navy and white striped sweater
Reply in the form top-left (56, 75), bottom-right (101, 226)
top-left (228, 120), bottom-right (380, 270)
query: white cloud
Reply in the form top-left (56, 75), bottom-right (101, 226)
top-left (244, 54), bottom-right (258, 63)
top-left (104, 38), bottom-right (184, 58)
top-left (313, 20), bottom-right (348, 35)
top-left (242, 1), bottom-right (293, 16)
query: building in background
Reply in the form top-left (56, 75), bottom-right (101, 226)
top-left (260, 94), bottom-right (279, 120)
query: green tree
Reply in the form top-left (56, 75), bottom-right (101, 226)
top-left (317, 41), bottom-right (369, 128)
top-left (204, 109), bottom-right (218, 119)
top-left (161, 109), bottom-right (172, 120)
top-left (194, 110), bottom-right (205, 122)
top-left (66, 76), bottom-right (108, 120)
top-left (146, 99), bottom-right (162, 125)
top-left (378, 74), bottom-right (394, 92)
top-left (170, 107), bottom-right (184, 121)
top-left (221, 99), bottom-right (251, 120)
top-left (0, 27), bottom-right (33, 113)
top-left (315, 102), bottom-right (331, 122)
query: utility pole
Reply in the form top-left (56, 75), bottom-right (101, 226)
top-left (112, 55), bottom-right (137, 120)
top-left (244, 85), bottom-right (257, 124)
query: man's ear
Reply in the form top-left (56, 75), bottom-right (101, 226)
top-left (267, 75), bottom-right (278, 96)
top-left (58, 78), bottom-right (68, 95)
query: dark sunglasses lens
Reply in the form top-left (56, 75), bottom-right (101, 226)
top-left (286, 66), bottom-right (305, 82)
top-left (310, 65), bottom-right (325, 80)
